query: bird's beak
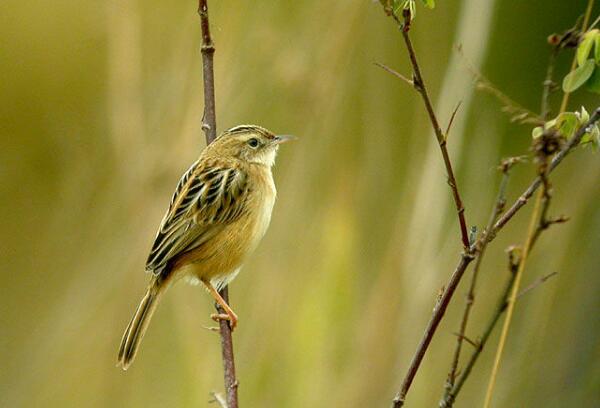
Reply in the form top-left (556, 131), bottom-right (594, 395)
top-left (273, 134), bottom-right (297, 144)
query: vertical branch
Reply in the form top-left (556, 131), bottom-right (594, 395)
top-left (540, 48), bottom-right (558, 120)
top-left (197, 1), bottom-right (238, 407)
top-left (216, 287), bottom-right (239, 408)
top-left (198, 0), bottom-right (217, 144)
top-left (399, 12), bottom-right (471, 249)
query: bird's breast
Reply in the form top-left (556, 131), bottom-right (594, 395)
top-left (249, 170), bottom-right (276, 250)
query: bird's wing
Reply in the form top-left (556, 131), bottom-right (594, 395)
top-left (145, 158), bottom-right (249, 274)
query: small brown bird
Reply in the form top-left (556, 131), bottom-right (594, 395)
top-left (117, 125), bottom-right (294, 370)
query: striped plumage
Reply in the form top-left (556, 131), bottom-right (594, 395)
top-left (117, 125), bottom-right (293, 370)
top-left (145, 158), bottom-right (250, 277)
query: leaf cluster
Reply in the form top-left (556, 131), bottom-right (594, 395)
top-left (533, 106), bottom-right (600, 149)
top-left (563, 29), bottom-right (600, 93)
top-left (380, 0), bottom-right (435, 21)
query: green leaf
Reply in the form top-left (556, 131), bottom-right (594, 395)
top-left (581, 124), bottom-right (600, 149)
top-left (577, 31), bottom-right (596, 66)
top-left (544, 118), bottom-right (557, 130)
top-left (579, 106), bottom-right (590, 123)
top-left (592, 125), bottom-right (600, 148)
top-left (585, 66), bottom-right (600, 94)
top-left (393, 0), bottom-right (413, 16)
top-left (563, 59), bottom-right (595, 92)
top-left (595, 32), bottom-right (600, 63)
top-left (555, 112), bottom-right (578, 138)
top-left (421, 0), bottom-right (435, 8)
top-left (532, 126), bottom-right (544, 139)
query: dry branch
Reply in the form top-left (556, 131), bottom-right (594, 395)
top-left (378, 3), bottom-right (600, 405)
top-left (442, 159), bottom-right (515, 402)
top-left (380, 3), bottom-right (600, 406)
top-left (392, 105), bottom-right (600, 407)
top-left (198, 1), bottom-right (239, 407)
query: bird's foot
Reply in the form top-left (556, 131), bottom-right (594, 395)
top-left (210, 311), bottom-right (238, 330)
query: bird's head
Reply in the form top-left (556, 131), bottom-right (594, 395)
top-left (208, 125), bottom-right (295, 167)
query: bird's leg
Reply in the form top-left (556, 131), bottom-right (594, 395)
top-left (201, 279), bottom-right (238, 330)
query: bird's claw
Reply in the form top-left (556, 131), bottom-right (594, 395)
top-left (210, 312), bottom-right (238, 330)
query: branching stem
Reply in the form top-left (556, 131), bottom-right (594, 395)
top-left (381, 4), bottom-right (600, 407)
top-left (379, 2), bottom-right (599, 406)
top-left (483, 3), bottom-right (596, 404)
top-left (398, 13), bottom-right (471, 249)
top-left (393, 108), bottom-right (600, 407)
top-left (441, 161), bottom-right (513, 405)
top-left (482, 186), bottom-right (542, 408)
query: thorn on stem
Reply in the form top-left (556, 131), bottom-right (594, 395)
top-left (452, 332), bottom-right (479, 349)
top-left (445, 101), bottom-right (463, 140)
top-left (209, 391), bottom-right (228, 408)
top-left (517, 272), bottom-right (558, 299)
top-left (374, 62), bottom-right (414, 86)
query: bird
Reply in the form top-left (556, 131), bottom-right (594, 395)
top-left (117, 124), bottom-right (294, 370)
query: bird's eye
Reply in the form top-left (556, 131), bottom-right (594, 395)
top-left (247, 138), bottom-right (259, 148)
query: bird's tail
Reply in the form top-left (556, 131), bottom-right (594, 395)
top-left (117, 275), bottom-right (165, 370)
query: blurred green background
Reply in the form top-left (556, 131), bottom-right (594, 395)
top-left (2, 0), bottom-right (599, 407)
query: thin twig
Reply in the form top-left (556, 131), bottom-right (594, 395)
top-left (541, 16), bottom-right (585, 119)
top-left (456, 45), bottom-right (542, 126)
top-left (393, 252), bottom-right (475, 408)
top-left (209, 391), bottom-right (228, 408)
top-left (445, 101), bottom-right (462, 140)
top-left (379, 5), bottom-right (600, 406)
top-left (441, 30), bottom-right (565, 405)
top-left (393, 108), bottom-right (600, 407)
top-left (383, 8), bottom-right (471, 250)
top-left (198, 2), bottom-right (239, 408)
top-left (451, 332), bottom-right (479, 349)
top-left (541, 47), bottom-right (559, 120)
top-left (444, 250), bottom-right (518, 406)
top-left (485, 4), bottom-right (595, 403)
top-left (444, 116), bottom-right (598, 408)
top-left (400, 15), bottom-right (471, 249)
top-left (381, 5), bottom-right (600, 406)
top-left (517, 272), bottom-right (558, 299)
top-left (445, 252), bottom-right (557, 405)
top-left (530, 184), bottom-right (569, 249)
top-left (490, 109), bottom-right (600, 237)
top-left (560, 0), bottom-right (596, 114)
top-left (483, 187), bottom-right (543, 408)
top-left (199, 0), bottom-right (217, 144)
top-left (374, 62), bottom-right (414, 86)
top-left (440, 159), bottom-right (515, 405)
top-left (590, 13), bottom-right (600, 30)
